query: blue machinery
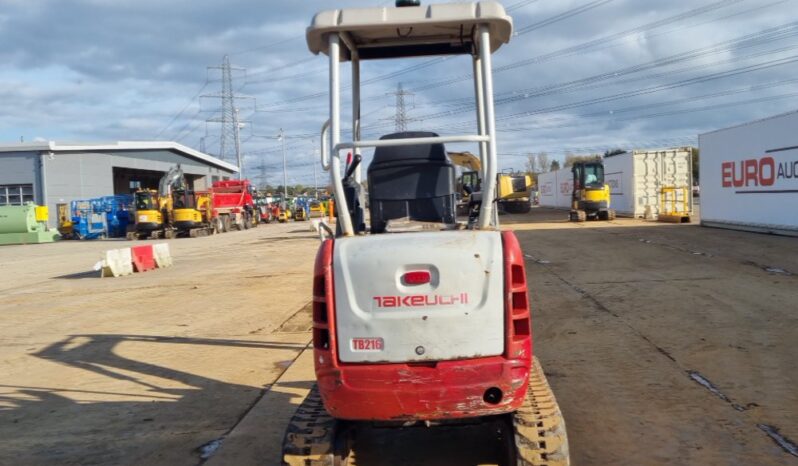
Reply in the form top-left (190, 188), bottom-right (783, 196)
top-left (65, 195), bottom-right (133, 239)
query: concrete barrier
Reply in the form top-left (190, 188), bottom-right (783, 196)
top-left (98, 248), bottom-right (134, 278)
top-left (153, 243), bottom-right (173, 268)
top-left (96, 243), bottom-right (172, 278)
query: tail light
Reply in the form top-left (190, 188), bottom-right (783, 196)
top-left (313, 239), bottom-right (336, 367)
top-left (501, 231), bottom-right (532, 360)
top-left (402, 270), bottom-right (431, 285)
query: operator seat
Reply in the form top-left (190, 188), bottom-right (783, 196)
top-left (367, 131), bottom-right (456, 233)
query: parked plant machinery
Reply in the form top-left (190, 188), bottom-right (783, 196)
top-left (497, 169), bottom-right (534, 214)
top-left (268, 202), bottom-right (282, 223)
top-left (171, 189), bottom-right (221, 237)
top-left (449, 150), bottom-right (483, 217)
top-left (128, 165), bottom-right (185, 240)
top-left (293, 197), bottom-right (310, 221)
top-left (282, 2), bottom-right (569, 465)
top-left (451, 152), bottom-right (533, 216)
top-left (277, 205), bottom-right (293, 223)
top-left (60, 195), bottom-right (133, 240)
top-left (210, 179), bottom-right (258, 231)
top-left (254, 194), bottom-right (276, 223)
top-left (569, 159), bottom-right (616, 222)
top-left (308, 199), bottom-right (326, 218)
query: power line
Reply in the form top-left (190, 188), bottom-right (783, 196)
top-left (498, 78), bottom-right (798, 132)
top-left (411, 0), bottom-right (746, 93)
top-left (360, 20), bottom-right (798, 133)
top-left (515, 0), bottom-right (615, 36)
top-left (506, 0), bottom-right (542, 13)
top-left (154, 81), bottom-right (209, 139)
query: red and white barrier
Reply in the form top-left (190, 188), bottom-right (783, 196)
top-left (131, 245), bottom-right (156, 272)
top-left (97, 243), bottom-right (172, 278)
top-left (153, 243), bottom-right (173, 268)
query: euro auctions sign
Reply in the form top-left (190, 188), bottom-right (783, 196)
top-left (721, 146), bottom-right (798, 194)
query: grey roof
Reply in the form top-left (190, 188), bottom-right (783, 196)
top-left (307, 1), bottom-right (512, 60)
top-left (0, 140), bottom-right (239, 172)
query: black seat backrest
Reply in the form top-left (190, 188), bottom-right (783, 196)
top-left (367, 131), bottom-right (455, 233)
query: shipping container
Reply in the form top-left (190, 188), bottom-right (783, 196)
top-left (699, 110), bottom-right (798, 236)
top-left (603, 148), bottom-right (693, 218)
top-left (537, 168), bottom-right (572, 209)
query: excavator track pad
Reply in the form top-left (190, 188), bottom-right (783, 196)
top-left (513, 356), bottom-right (570, 465)
top-left (282, 357), bottom-right (569, 466)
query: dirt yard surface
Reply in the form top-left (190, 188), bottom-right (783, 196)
top-left (508, 208), bottom-right (797, 465)
top-left (0, 223), bottom-right (319, 466)
top-left (1, 210), bottom-right (796, 466)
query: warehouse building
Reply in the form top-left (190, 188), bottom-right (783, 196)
top-left (0, 141), bottom-right (238, 226)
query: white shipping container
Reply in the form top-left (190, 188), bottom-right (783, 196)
top-left (537, 168), bottom-right (572, 209)
top-left (603, 148), bottom-right (693, 218)
top-left (699, 110), bottom-right (798, 236)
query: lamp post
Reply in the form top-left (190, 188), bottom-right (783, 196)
top-left (313, 146), bottom-right (319, 199)
top-left (278, 128), bottom-right (287, 208)
top-left (234, 108), bottom-right (243, 179)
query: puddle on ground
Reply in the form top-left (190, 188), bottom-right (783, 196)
top-left (197, 437), bottom-right (224, 460)
top-left (758, 424), bottom-right (798, 457)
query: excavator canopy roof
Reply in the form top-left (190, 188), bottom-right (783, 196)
top-left (306, 1), bottom-right (512, 60)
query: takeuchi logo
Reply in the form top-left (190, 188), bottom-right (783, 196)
top-left (373, 293), bottom-right (469, 308)
top-left (722, 156), bottom-right (798, 188)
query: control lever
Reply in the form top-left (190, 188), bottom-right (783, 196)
top-left (344, 154), bottom-right (362, 184)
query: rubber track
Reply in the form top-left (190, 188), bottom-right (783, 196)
top-left (282, 386), bottom-right (338, 466)
top-left (513, 356), bottom-right (570, 466)
top-left (282, 357), bottom-right (570, 466)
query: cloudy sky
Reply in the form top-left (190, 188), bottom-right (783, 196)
top-left (2, 0), bottom-right (797, 185)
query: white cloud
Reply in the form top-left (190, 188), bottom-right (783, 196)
top-left (1, 0), bottom-right (797, 176)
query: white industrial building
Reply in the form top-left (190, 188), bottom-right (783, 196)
top-left (0, 141), bottom-right (238, 227)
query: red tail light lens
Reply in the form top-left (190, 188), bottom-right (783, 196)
top-left (403, 270), bottom-right (431, 285)
top-left (313, 239), bottom-right (335, 367)
top-left (502, 231), bottom-right (532, 361)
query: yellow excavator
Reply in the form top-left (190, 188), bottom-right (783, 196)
top-left (172, 189), bottom-right (219, 237)
top-left (128, 165), bottom-right (185, 239)
top-left (449, 151), bottom-right (482, 216)
top-left (450, 151), bottom-right (534, 216)
top-left (496, 169), bottom-right (534, 214)
top-left (569, 159), bottom-right (616, 221)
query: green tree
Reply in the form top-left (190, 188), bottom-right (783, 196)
top-left (550, 160), bottom-right (561, 171)
top-left (564, 153), bottom-right (602, 167)
top-left (691, 147), bottom-right (699, 182)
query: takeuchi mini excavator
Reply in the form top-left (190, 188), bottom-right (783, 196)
top-left (569, 159), bottom-right (616, 222)
top-left (282, 2), bottom-right (569, 465)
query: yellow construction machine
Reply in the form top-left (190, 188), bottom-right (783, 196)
top-left (128, 165), bottom-right (185, 239)
top-left (496, 170), bottom-right (534, 214)
top-left (172, 190), bottom-right (219, 236)
top-left (450, 151), bottom-right (534, 215)
top-left (449, 151), bottom-right (482, 216)
top-left (569, 159), bottom-right (616, 222)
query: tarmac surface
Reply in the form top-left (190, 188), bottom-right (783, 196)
top-left (0, 210), bottom-right (795, 465)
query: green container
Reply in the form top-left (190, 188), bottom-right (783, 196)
top-left (0, 204), bottom-right (58, 245)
